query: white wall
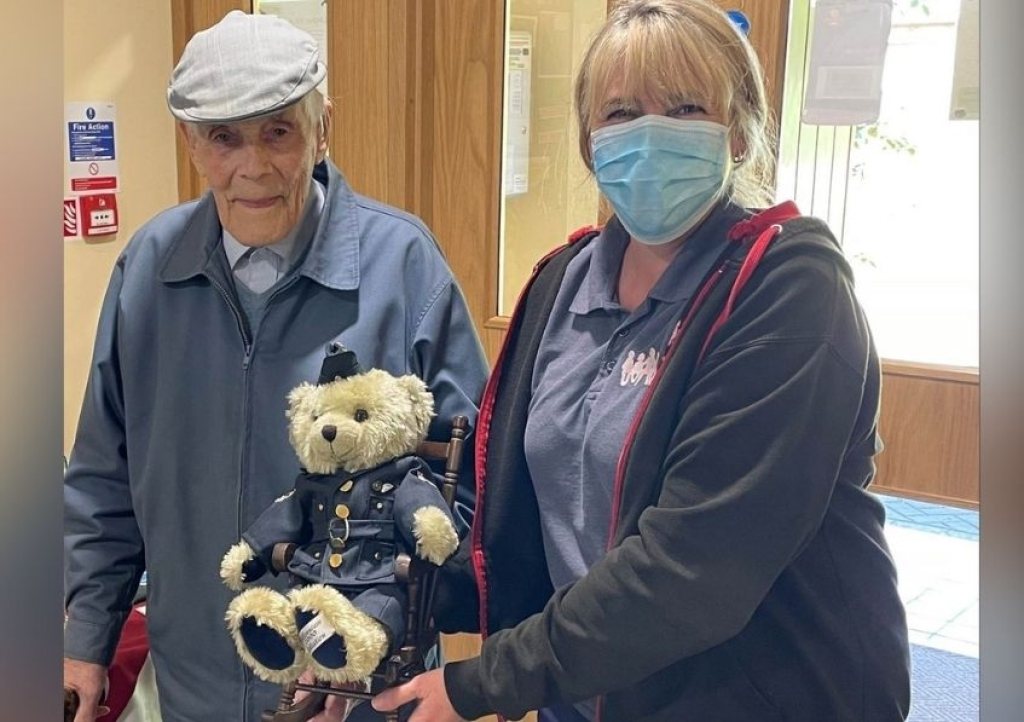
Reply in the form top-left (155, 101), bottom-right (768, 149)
top-left (64, 0), bottom-right (180, 452)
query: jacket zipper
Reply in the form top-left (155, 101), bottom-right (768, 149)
top-left (217, 271), bottom-right (303, 722)
top-left (206, 275), bottom-right (255, 721)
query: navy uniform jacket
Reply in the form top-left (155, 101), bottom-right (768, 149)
top-left (243, 455), bottom-right (454, 589)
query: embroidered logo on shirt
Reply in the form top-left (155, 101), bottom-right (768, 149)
top-left (620, 347), bottom-right (660, 386)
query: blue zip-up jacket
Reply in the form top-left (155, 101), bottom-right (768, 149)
top-left (64, 160), bottom-right (488, 722)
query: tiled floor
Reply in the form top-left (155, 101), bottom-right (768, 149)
top-left (877, 494), bottom-right (979, 658)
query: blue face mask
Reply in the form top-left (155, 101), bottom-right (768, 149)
top-left (590, 116), bottom-right (731, 245)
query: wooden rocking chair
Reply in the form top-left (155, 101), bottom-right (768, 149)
top-left (261, 415), bottom-right (469, 722)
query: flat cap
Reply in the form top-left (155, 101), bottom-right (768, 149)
top-left (167, 10), bottom-right (326, 123)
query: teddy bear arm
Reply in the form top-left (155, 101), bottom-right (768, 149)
top-left (393, 472), bottom-right (459, 566)
top-left (240, 489), bottom-right (308, 561)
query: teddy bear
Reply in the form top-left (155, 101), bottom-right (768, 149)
top-left (219, 343), bottom-right (460, 686)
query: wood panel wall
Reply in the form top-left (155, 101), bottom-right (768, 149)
top-left (872, 362), bottom-right (980, 507)
top-left (713, 0), bottom-right (791, 124)
top-left (329, 0), bottom-right (503, 337)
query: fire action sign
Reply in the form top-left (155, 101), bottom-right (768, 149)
top-left (64, 102), bottom-right (121, 239)
top-left (65, 102), bottom-right (120, 194)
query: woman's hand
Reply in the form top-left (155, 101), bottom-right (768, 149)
top-left (371, 668), bottom-right (468, 722)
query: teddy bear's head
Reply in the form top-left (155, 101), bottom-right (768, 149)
top-left (286, 369), bottom-right (434, 475)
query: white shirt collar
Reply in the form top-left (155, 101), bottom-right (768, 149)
top-left (221, 179), bottom-right (325, 269)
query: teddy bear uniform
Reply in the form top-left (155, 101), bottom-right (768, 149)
top-left (241, 455), bottom-right (454, 654)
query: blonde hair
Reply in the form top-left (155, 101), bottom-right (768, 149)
top-left (574, 0), bottom-right (775, 207)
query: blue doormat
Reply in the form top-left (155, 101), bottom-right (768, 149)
top-left (907, 644), bottom-right (978, 721)
top-left (878, 495), bottom-right (979, 541)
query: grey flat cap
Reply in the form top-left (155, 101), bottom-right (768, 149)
top-left (167, 10), bottom-right (326, 123)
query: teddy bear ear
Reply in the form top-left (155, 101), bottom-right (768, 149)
top-left (285, 382), bottom-right (317, 419)
top-left (396, 375), bottom-right (435, 430)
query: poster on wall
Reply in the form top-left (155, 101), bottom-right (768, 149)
top-left (504, 31), bottom-right (532, 197)
top-left (802, 0), bottom-right (893, 126)
top-left (65, 101), bottom-right (120, 239)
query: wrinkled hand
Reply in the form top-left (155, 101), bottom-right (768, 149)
top-left (371, 668), bottom-right (467, 722)
top-left (64, 658), bottom-right (110, 722)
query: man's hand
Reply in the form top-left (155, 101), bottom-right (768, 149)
top-left (371, 668), bottom-right (467, 722)
top-left (63, 658), bottom-right (109, 722)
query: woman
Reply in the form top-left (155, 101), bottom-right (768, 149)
top-left (374, 1), bottom-right (911, 720)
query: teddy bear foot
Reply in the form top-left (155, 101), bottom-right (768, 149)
top-left (226, 587), bottom-right (307, 684)
top-left (289, 585), bottom-right (389, 683)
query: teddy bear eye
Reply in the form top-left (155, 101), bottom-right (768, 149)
top-left (354, 409), bottom-right (369, 423)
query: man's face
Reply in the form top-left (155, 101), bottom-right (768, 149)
top-left (183, 101), bottom-right (329, 247)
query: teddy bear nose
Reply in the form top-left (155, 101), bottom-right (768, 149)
top-left (321, 425), bottom-right (337, 442)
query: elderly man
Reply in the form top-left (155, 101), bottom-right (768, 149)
top-left (63, 11), bottom-right (488, 722)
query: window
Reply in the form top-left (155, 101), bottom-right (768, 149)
top-left (497, 0), bottom-right (608, 316)
top-left (777, 0), bottom-right (978, 368)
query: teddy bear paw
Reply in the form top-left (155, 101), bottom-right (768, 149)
top-left (413, 506), bottom-right (459, 565)
top-left (289, 585), bottom-right (389, 683)
top-left (226, 587), bottom-right (306, 684)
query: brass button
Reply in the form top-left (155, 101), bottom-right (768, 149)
top-left (329, 553), bottom-right (343, 568)
top-left (371, 480), bottom-right (382, 492)
top-left (335, 504), bottom-right (350, 519)
top-left (340, 480), bottom-right (354, 493)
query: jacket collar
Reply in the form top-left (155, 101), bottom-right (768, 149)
top-left (569, 201), bottom-right (746, 315)
top-left (158, 160), bottom-right (361, 291)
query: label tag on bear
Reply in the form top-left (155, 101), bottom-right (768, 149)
top-left (298, 613), bottom-right (335, 652)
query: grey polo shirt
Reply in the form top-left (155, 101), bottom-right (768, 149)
top-left (523, 203), bottom-right (745, 593)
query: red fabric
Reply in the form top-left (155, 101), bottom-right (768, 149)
top-left (98, 607), bottom-right (150, 722)
top-left (698, 202), bottom-right (803, 362)
top-left (567, 224), bottom-right (602, 245)
top-left (726, 200), bottom-right (800, 241)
